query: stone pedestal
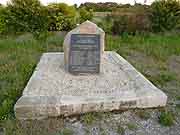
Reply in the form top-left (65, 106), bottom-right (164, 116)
top-left (14, 52), bottom-right (167, 120)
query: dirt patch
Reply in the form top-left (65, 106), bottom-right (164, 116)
top-left (0, 127), bottom-right (5, 135)
top-left (126, 50), bottom-right (161, 76)
top-left (168, 55), bottom-right (180, 78)
top-left (2, 118), bottom-right (64, 135)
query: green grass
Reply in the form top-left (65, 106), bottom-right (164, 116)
top-left (106, 33), bottom-right (180, 61)
top-left (0, 33), bottom-right (64, 121)
top-left (82, 113), bottom-right (97, 125)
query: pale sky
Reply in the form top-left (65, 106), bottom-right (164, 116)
top-left (0, 0), bottom-right (155, 6)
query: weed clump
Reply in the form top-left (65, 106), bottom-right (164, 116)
top-left (82, 113), bottom-right (96, 125)
top-left (117, 125), bottom-right (125, 135)
top-left (159, 111), bottom-right (174, 126)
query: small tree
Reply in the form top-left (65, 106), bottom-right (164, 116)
top-left (47, 3), bottom-right (77, 31)
top-left (6, 0), bottom-right (48, 35)
top-left (79, 7), bottom-right (93, 23)
top-left (151, 0), bottom-right (180, 32)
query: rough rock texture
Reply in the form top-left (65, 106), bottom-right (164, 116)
top-left (63, 20), bottom-right (105, 71)
top-left (14, 52), bottom-right (167, 120)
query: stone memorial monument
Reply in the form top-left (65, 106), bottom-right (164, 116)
top-left (14, 21), bottom-right (167, 120)
top-left (63, 21), bottom-right (105, 74)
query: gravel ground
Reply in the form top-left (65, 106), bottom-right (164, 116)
top-left (60, 109), bottom-right (180, 135)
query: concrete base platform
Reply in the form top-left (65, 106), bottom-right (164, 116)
top-left (14, 52), bottom-right (167, 120)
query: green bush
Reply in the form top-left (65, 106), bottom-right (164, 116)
top-left (0, 6), bottom-right (6, 34)
top-left (47, 3), bottom-right (77, 31)
top-left (97, 15), bottom-right (113, 34)
top-left (110, 6), bottom-right (151, 35)
top-left (111, 13), bottom-right (151, 35)
top-left (151, 0), bottom-right (180, 32)
top-left (5, 0), bottom-right (48, 36)
top-left (79, 7), bottom-right (93, 23)
top-left (159, 111), bottom-right (174, 126)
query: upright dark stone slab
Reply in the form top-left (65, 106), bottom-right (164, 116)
top-left (69, 34), bottom-right (100, 74)
top-left (63, 21), bottom-right (105, 74)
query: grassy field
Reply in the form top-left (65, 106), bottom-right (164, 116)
top-left (0, 32), bottom-right (180, 134)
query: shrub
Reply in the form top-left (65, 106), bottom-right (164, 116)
top-left (97, 15), bottom-right (113, 34)
top-left (111, 13), bottom-right (151, 35)
top-left (0, 6), bottom-right (6, 34)
top-left (82, 113), bottom-right (96, 125)
top-left (159, 111), bottom-right (174, 126)
top-left (47, 3), bottom-right (77, 31)
top-left (111, 6), bottom-right (151, 35)
top-left (79, 7), bottom-right (93, 23)
top-left (5, 0), bottom-right (48, 36)
top-left (151, 0), bottom-right (180, 32)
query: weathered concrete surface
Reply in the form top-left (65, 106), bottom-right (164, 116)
top-left (14, 52), bottom-right (167, 120)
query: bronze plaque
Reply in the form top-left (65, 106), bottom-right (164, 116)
top-left (69, 34), bottom-right (100, 74)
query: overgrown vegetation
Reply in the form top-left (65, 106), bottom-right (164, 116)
top-left (0, 5), bottom-right (6, 34)
top-left (79, 7), bottom-right (93, 23)
top-left (93, 0), bottom-right (180, 34)
top-left (47, 3), bottom-right (77, 31)
top-left (0, 33), bottom-right (64, 121)
top-left (0, 0), bottom-right (93, 37)
top-left (159, 110), bottom-right (174, 126)
top-left (1, 0), bottom-right (180, 36)
top-left (151, 0), bottom-right (180, 32)
top-left (5, 0), bottom-right (48, 36)
top-left (82, 113), bottom-right (97, 125)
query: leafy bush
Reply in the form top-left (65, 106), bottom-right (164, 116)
top-left (110, 6), bottom-right (151, 35)
top-left (111, 13), bottom-right (151, 35)
top-left (151, 0), bottom-right (180, 32)
top-left (97, 15), bottom-right (113, 34)
top-left (159, 111), bottom-right (174, 126)
top-left (79, 7), bottom-right (93, 23)
top-left (47, 3), bottom-right (77, 31)
top-left (5, 0), bottom-right (48, 36)
top-left (0, 6), bottom-right (6, 34)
